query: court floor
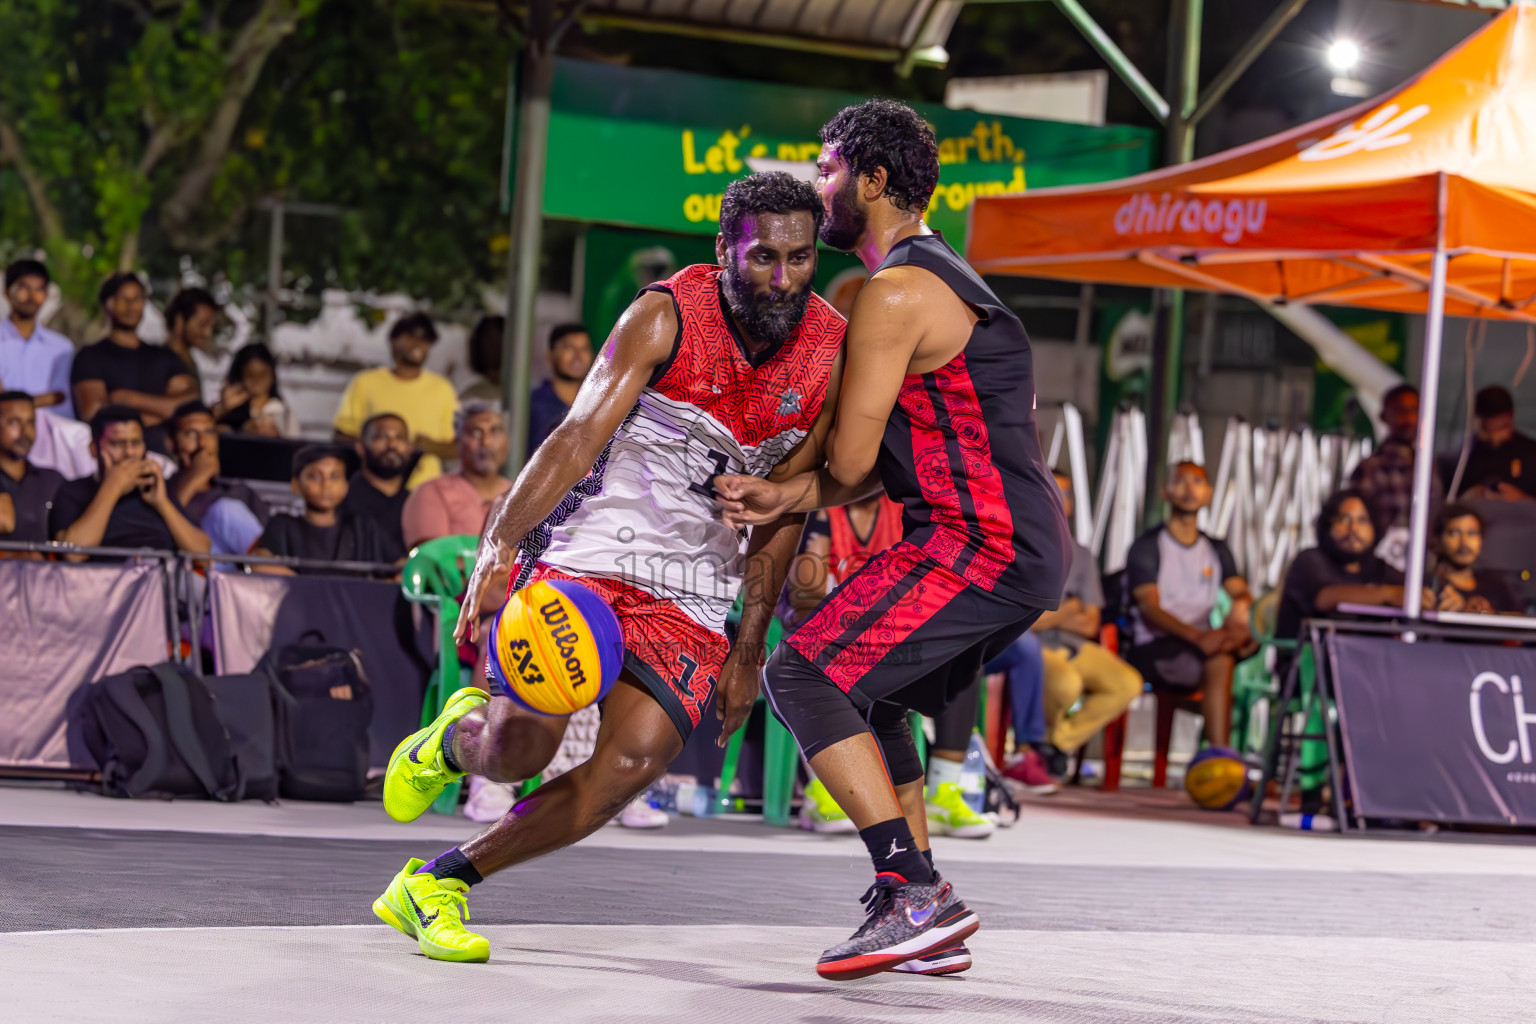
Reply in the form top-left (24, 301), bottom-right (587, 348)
top-left (3, 784), bottom-right (1533, 1023)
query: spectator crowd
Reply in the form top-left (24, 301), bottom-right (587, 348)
top-left (1, 257), bottom-right (1533, 827)
top-left (0, 258), bottom-right (589, 570)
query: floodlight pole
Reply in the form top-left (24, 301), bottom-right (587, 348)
top-left (1403, 243), bottom-right (1449, 620)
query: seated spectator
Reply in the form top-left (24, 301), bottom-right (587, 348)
top-left (332, 312), bottom-right (456, 487)
top-left (402, 400), bottom-right (512, 549)
top-left (1032, 470), bottom-right (1142, 769)
top-left (0, 392), bottom-right (65, 547)
top-left (1351, 383), bottom-right (1442, 568)
top-left (992, 632), bottom-right (1055, 794)
top-left (162, 288), bottom-right (221, 375)
top-left (70, 273), bottom-right (198, 454)
top-left (251, 445), bottom-right (395, 574)
top-left (529, 323), bottom-right (595, 455)
top-left (49, 405), bottom-right (210, 561)
top-left (1126, 461), bottom-right (1254, 749)
top-left (166, 400), bottom-right (269, 557)
top-left (212, 342), bottom-right (301, 438)
top-left (1432, 503), bottom-right (1517, 614)
top-left (1, 259), bottom-right (74, 417)
top-left (339, 412), bottom-right (413, 563)
top-left (1277, 489), bottom-right (1421, 643)
top-left (459, 316), bottom-right (504, 403)
top-left (1460, 386), bottom-right (1536, 502)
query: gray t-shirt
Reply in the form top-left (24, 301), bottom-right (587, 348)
top-left (1037, 542), bottom-right (1104, 654)
top-left (1126, 525), bottom-right (1238, 646)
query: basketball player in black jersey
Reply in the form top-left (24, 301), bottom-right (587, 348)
top-left (715, 99), bottom-right (1071, 979)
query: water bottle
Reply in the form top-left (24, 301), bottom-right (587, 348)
top-left (674, 780), bottom-right (717, 817)
top-left (645, 778), bottom-right (679, 812)
top-left (959, 733), bottom-right (988, 814)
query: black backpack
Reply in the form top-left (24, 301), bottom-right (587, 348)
top-left (203, 672), bottom-right (278, 802)
top-left (259, 633), bottom-right (373, 802)
top-left (80, 662), bottom-right (242, 801)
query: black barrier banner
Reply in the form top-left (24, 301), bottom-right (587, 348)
top-left (0, 560), bottom-right (171, 769)
top-left (1329, 632), bottom-right (1536, 826)
top-left (210, 573), bottom-right (433, 767)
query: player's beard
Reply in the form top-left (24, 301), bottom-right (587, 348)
top-left (721, 263), bottom-right (812, 349)
top-left (819, 175), bottom-right (867, 251)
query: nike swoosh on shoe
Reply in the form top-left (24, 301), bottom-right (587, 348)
top-left (906, 899), bottom-right (938, 928)
top-left (406, 735), bottom-right (432, 764)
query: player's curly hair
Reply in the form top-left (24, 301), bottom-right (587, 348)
top-left (820, 99), bottom-right (940, 214)
top-left (718, 171), bottom-right (823, 246)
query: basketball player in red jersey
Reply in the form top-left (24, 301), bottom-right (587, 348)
top-left (369, 173), bottom-right (846, 964)
top-left (715, 99), bottom-right (1072, 979)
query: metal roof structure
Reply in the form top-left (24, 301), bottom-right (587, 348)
top-left (577, 0), bottom-right (963, 67)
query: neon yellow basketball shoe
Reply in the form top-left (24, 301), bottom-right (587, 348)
top-left (925, 781), bottom-right (995, 839)
top-left (799, 777), bottom-right (857, 834)
top-left (373, 858), bottom-right (490, 963)
top-left (383, 687), bottom-right (488, 823)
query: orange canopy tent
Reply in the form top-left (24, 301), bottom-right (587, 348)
top-left (967, 1), bottom-right (1536, 618)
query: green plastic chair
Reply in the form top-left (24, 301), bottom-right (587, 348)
top-left (401, 535), bottom-right (480, 814)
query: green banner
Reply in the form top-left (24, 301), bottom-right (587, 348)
top-left (543, 59), bottom-right (1155, 251)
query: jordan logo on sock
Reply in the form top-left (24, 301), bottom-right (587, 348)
top-left (887, 838), bottom-right (907, 859)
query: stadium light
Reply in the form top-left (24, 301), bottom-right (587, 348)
top-left (1326, 38), bottom-right (1361, 73)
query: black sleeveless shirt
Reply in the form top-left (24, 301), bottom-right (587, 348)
top-left (872, 233), bottom-right (1071, 608)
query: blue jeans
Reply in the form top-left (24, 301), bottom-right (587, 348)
top-left (985, 632), bottom-right (1046, 746)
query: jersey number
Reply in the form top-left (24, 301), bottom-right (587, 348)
top-left (687, 448), bottom-right (731, 499)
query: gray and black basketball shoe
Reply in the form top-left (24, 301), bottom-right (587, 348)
top-left (815, 873), bottom-right (980, 980)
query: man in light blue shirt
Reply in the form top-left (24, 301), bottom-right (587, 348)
top-left (0, 260), bottom-right (74, 419)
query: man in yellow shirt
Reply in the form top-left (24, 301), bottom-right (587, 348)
top-left (333, 313), bottom-right (458, 489)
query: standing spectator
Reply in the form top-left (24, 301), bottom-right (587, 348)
top-left (338, 412), bottom-right (414, 563)
top-left (71, 273), bottom-right (198, 454)
top-left (1461, 386), bottom-right (1536, 501)
top-left (1126, 461), bottom-right (1254, 749)
top-left (459, 316), bottom-right (504, 403)
top-left (166, 400), bottom-right (269, 557)
top-left (212, 342), bottom-right (301, 438)
top-left (49, 405), bottom-right (209, 560)
top-left (0, 260), bottom-right (74, 417)
top-left (1350, 383), bottom-right (1443, 567)
top-left (0, 392), bottom-right (65, 545)
top-left (1432, 503), bottom-right (1518, 614)
top-left (162, 288), bottom-right (221, 375)
top-left (332, 312), bottom-right (456, 487)
top-left (251, 445), bottom-right (394, 575)
top-left (402, 400), bottom-right (512, 549)
top-left (528, 323), bottom-right (594, 454)
top-left (1032, 471), bottom-right (1142, 766)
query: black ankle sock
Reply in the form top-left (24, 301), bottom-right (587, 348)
top-left (859, 818), bottom-right (935, 884)
top-left (417, 847), bottom-right (482, 887)
top-left (441, 722), bottom-right (463, 773)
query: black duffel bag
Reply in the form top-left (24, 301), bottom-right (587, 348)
top-left (259, 632), bottom-right (373, 802)
top-left (79, 662), bottom-right (242, 801)
top-left (203, 672), bottom-right (278, 802)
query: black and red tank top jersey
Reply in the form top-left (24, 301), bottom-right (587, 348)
top-left (873, 234), bottom-right (1070, 608)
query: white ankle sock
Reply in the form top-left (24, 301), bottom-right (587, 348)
top-left (927, 756), bottom-right (963, 794)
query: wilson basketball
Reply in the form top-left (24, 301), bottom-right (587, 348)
top-left (487, 579), bottom-right (624, 715)
top-left (1184, 746), bottom-right (1253, 811)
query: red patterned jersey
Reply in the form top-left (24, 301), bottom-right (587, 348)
top-left (526, 264), bottom-right (845, 631)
